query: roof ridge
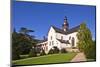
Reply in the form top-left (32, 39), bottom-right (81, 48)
top-left (51, 24), bottom-right (80, 35)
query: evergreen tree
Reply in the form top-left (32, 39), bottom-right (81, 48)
top-left (12, 29), bottom-right (20, 60)
top-left (18, 27), bottom-right (35, 55)
top-left (12, 27), bottom-right (37, 60)
top-left (19, 27), bottom-right (34, 35)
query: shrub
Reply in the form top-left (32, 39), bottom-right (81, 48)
top-left (53, 46), bottom-right (60, 53)
top-left (48, 46), bottom-right (60, 54)
top-left (84, 43), bottom-right (96, 59)
top-left (29, 48), bottom-right (37, 57)
top-left (61, 48), bottom-right (67, 53)
top-left (48, 49), bottom-right (54, 54)
top-left (40, 49), bottom-right (46, 56)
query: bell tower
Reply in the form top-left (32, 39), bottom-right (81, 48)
top-left (62, 16), bottom-right (69, 32)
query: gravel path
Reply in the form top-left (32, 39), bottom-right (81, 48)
top-left (71, 52), bottom-right (87, 62)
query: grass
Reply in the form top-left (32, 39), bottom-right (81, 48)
top-left (12, 52), bottom-right (77, 65)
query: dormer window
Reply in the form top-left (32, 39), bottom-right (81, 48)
top-left (49, 41), bottom-right (51, 46)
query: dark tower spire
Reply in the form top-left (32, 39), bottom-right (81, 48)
top-left (62, 16), bottom-right (69, 31)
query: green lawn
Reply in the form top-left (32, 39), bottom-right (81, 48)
top-left (12, 53), bottom-right (77, 65)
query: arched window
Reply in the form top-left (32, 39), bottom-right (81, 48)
top-left (61, 36), bottom-right (63, 40)
top-left (52, 41), bottom-right (54, 45)
top-left (51, 36), bottom-right (52, 40)
top-left (72, 37), bottom-right (75, 47)
top-left (69, 36), bottom-right (71, 40)
top-left (49, 41), bottom-right (51, 46)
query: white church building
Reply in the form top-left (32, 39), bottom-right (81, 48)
top-left (36, 16), bottom-right (80, 54)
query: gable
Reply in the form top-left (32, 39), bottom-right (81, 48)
top-left (47, 26), bottom-right (56, 39)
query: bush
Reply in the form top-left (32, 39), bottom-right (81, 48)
top-left (29, 48), bottom-right (37, 57)
top-left (48, 46), bottom-right (60, 54)
top-left (40, 49), bottom-right (46, 56)
top-left (48, 49), bottom-right (54, 54)
top-left (61, 48), bottom-right (67, 53)
top-left (53, 46), bottom-right (60, 53)
top-left (84, 44), bottom-right (96, 59)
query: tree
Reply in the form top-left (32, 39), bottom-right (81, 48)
top-left (92, 40), bottom-right (96, 59)
top-left (40, 49), bottom-right (46, 56)
top-left (19, 27), bottom-right (34, 35)
top-left (12, 29), bottom-right (20, 60)
top-left (86, 40), bottom-right (96, 59)
top-left (77, 23), bottom-right (96, 59)
top-left (12, 27), bottom-right (37, 60)
top-left (29, 48), bottom-right (37, 57)
top-left (18, 27), bottom-right (36, 55)
top-left (17, 33), bottom-right (32, 55)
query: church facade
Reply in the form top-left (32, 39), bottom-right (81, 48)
top-left (37, 16), bottom-right (80, 54)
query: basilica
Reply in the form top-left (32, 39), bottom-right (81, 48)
top-left (37, 16), bottom-right (80, 54)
